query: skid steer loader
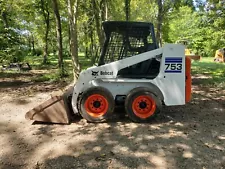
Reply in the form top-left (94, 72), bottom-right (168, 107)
top-left (214, 48), bottom-right (225, 63)
top-left (25, 21), bottom-right (192, 123)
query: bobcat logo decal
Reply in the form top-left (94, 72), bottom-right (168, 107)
top-left (91, 71), bottom-right (99, 76)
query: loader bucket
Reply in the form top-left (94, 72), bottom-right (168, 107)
top-left (25, 86), bottom-right (74, 124)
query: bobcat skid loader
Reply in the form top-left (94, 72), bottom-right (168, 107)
top-left (214, 48), bottom-right (225, 63)
top-left (25, 21), bottom-right (192, 123)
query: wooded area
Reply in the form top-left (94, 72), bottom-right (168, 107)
top-left (0, 0), bottom-right (224, 80)
top-left (0, 1), bottom-right (225, 168)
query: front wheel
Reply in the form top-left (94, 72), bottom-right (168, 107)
top-left (78, 86), bottom-right (115, 122)
top-left (125, 87), bottom-right (162, 123)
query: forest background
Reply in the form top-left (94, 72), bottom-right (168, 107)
top-left (0, 0), bottom-right (224, 81)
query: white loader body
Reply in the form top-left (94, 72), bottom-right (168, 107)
top-left (72, 44), bottom-right (186, 114)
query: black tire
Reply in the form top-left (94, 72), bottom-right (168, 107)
top-left (125, 87), bottom-right (162, 123)
top-left (78, 86), bottom-right (115, 122)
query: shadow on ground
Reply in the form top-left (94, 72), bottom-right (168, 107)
top-left (34, 97), bottom-right (225, 169)
top-left (0, 76), bottom-right (224, 169)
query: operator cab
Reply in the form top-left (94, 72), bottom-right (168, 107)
top-left (98, 21), bottom-right (160, 79)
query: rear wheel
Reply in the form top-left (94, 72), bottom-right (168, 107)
top-left (78, 87), bottom-right (115, 122)
top-left (125, 87), bottom-right (162, 122)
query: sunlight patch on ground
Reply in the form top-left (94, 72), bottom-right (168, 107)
top-left (182, 151), bottom-right (194, 158)
top-left (193, 74), bottom-right (212, 79)
top-left (213, 107), bottom-right (224, 112)
top-left (174, 122), bottom-right (184, 127)
top-left (149, 155), bottom-right (168, 169)
top-left (218, 136), bottom-right (225, 140)
top-left (0, 135), bottom-right (13, 159)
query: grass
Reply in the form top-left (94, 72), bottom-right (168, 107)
top-left (31, 71), bottom-right (62, 82)
top-left (0, 53), bottom-right (93, 84)
top-left (29, 53), bottom-right (93, 83)
top-left (191, 57), bottom-right (225, 88)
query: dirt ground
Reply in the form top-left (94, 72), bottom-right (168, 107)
top-left (0, 72), bottom-right (224, 169)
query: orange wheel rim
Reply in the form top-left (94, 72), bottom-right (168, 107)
top-left (84, 94), bottom-right (108, 118)
top-left (132, 95), bottom-right (156, 119)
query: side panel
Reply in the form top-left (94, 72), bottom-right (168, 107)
top-left (156, 44), bottom-right (186, 105)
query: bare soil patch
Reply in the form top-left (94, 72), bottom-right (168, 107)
top-left (0, 74), bottom-right (224, 169)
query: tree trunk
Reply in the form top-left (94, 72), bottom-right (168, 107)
top-left (67, 0), bottom-right (81, 82)
top-left (92, 0), bottom-right (104, 48)
top-left (156, 0), bottom-right (163, 47)
top-left (125, 0), bottom-right (130, 21)
top-left (85, 1), bottom-right (95, 60)
top-left (2, 12), bottom-right (9, 28)
top-left (52, 0), bottom-right (64, 76)
top-left (100, 0), bottom-right (107, 21)
top-left (105, 1), bottom-right (108, 20)
top-left (43, 20), bottom-right (49, 64)
top-left (40, 0), bottom-right (50, 64)
top-left (31, 34), bottom-right (35, 55)
top-left (28, 35), bottom-right (32, 52)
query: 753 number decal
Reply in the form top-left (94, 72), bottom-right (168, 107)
top-left (165, 63), bottom-right (182, 71)
top-left (164, 57), bottom-right (183, 73)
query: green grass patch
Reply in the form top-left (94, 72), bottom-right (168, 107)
top-left (31, 72), bottom-right (60, 82)
top-left (191, 57), bottom-right (225, 88)
top-left (26, 53), bottom-right (93, 83)
top-left (0, 71), bottom-right (25, 78)
top-left (24, 53), bottom-right (93, 70)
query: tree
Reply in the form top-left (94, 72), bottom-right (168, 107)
top-left (203, 0), bottom-right (225, 56)
top-left (155, 0), bottom-right (194, 46)
top-left (52, 0), bottom-right (64, 76)
top-left (167, 6), bottom-right (200, 42)
top-left (125, 0), bottom-right (130, 21)
top-left (166, 6), bottom-right (203, 52)
top-left (0, 0), bottom-right (24, 63)
top-left (67, 0), bottom-right (81, 81)
top-left (156, 0), bottom-right (163, 46)
top-left (39, 0), bottom-right (51, 64)
top-left (79, 0), bottom-right (109, 63)
top-left (92, 0), bottom-right (105, 48)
